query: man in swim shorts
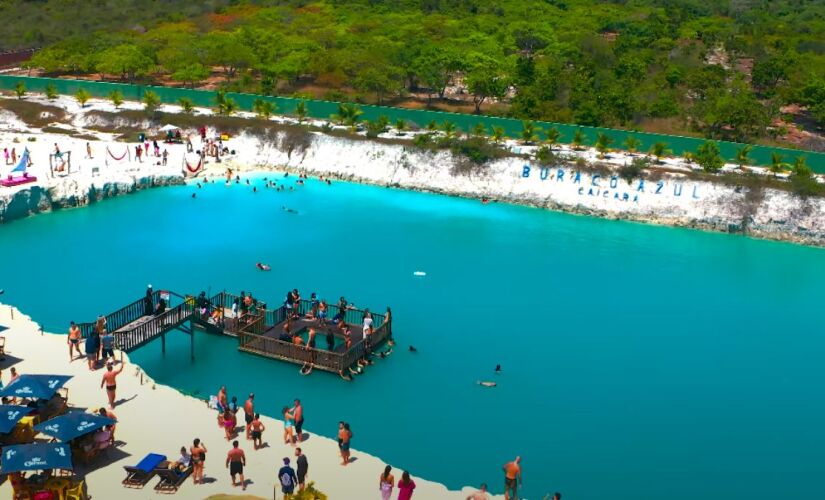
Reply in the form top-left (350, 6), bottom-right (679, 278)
top-left (100, 359), bottom-right (125, 409)
top-left (503, 456), bottom-right (522, 500)
top-left (244, 393), bottom-right (255, 439)
top-left (250, 413), bottom-right (265, 450)
top-left (293, 399), bottom-right (304, 444)
top-left (68, 321), bottom-right (82, 362)
top-left (466, 483), bottom-right (490, 500)
top-left (226, 440), bottom-right (247, 490)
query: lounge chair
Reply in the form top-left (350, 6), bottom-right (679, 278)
top-left (153, 466), bottom-right (193, 493)
top-left (122, 453), bottom-right (166, 488)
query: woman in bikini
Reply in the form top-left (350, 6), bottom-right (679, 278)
top-left (223, 407), bottom-right (236, 440)
top-left (283, 406), bottom-right (295, 446)
top-left (190, 438), bottom-right (207, 484)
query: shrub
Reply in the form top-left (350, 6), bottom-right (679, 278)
top-left (450, 137), bottom-right (501, 166)
top-left (618, 157), bottom-right (650, 183)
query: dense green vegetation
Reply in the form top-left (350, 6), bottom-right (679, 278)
top-left (4, 0), bottom-right (825, 146)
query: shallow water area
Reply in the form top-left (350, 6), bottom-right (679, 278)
top-left (1, 174), bottom-right (824, 500)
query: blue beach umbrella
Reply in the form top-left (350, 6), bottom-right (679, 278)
top-left (34, 412), bottom-right (116, 442)
top-left (0, 442), bottom-right (73, 473)
top-left (0, 405), bottom-right (35, 434)
top-left (0, 375), bottom-right (72, 400)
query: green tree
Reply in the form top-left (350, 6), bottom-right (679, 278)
top-left (395, 119), bottom-right (407, 135)
top-left (332, 103), bottom-right (363, 130)
top-left (789, 157), bottom-right (819, 197)
top-left (294, 100), bottom-right (308, 123)
top-left (75, 88), bottom-right (91, 108)
top-left (695, 140), bottom-right (724, 172)
top-left (142, 90), bottom-right (161, 116)
top-left (95, 44), bottom-right (153, 82)
top-left (441, 120), bottom-right (457, 138)
top-left (465, 55), bottom-right (508, 114)
top-left (292, 481), bottom-right (328, 500)
top-left (595, 133), bottom-right (614, 158)
top-left (203, 31), bottom-right (259, 80)
top-left (535, 146), bottom-right (556, 166)
top-left (45, 84), bottom-right (58, 100)
top-left (520, 120), bottom-right (539, 144)
top-left (411, 46), bottom-right (462, 102)
top-left (354, 67), bottom-right (400, 105)
top-left (572, 129), bottom-right (587, 150)
top-left (426, 120), bottom-right (438, 132)
top-left (543, 127), bottom-right (561, 149)
top-left (649, 142), bottom-right (671, 162)
top-left (215, 90), bottom-right (238, 116)
top-left (473, 123), bottom-right (487, 137)
top-left (171, 63), bottom-right (210, 89)
top-left (735, 145), bottom-right (752, 169)
top-left (14, 81), bottom-right (25, 99)
top-left (491, 126), bottom-right (505, 143)
top-left (109, 90), bottom-right (123, 109)
top-left (623, 135), bottom-right (641, 153)
top-left (178, 97), bottom-right (194, 114)
top-left (253, 99), bottom-right (277, 120)
top-left (769, 152), bottom-right (785, 177)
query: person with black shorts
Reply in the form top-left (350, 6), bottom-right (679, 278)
top-left (293, 399), bottom-right (304, 443)
top-left (226, 440), bottom-right (246, 490)
top-left (243, 393), bottom-right (255, 440)
top-left (295, 447), bottom-right (308, 490)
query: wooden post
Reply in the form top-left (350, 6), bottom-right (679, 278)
top-left (190, 320), bottom-right (195, 361)
top-left (161, 332), bottom-right (166, 355)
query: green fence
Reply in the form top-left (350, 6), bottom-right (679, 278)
top-left (2, 75), bottom-right (824, 172)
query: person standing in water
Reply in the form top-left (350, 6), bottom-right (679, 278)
top-left (100, 358), bottom-right (125, 409)
top-left (68, 321), bottom-right (82, 361)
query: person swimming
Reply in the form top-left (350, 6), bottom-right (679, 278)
top-left (408, 345), bottom-right (417, 353)
top-left (282, 206), bottom-right (298, 214)
top-left (477, 381), bottom-right (497, 387)
top-left (495, 364), bottom-right (501, 373)
top-left (191, 193), bottom-right (196, 198)
top-left (256, 263), bottom-right (271, 271)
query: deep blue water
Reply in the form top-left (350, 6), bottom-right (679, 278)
top-left (1, 175), bottom-right (824, 500)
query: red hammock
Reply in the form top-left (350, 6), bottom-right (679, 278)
top-left (185, 157), bottom-right (203, 173)
top-left (107, 146), bottom-right (129, 161)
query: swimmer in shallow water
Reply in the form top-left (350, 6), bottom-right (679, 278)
top-left (477, 381), bottom-right (497, 388)
top-left (256, 263), bottom-right (271, 271)
top-left (495, 364), bottom-right (501, 373)
top-left (191, 193), bottom-right (196, 199)
top-left (408, 345), bottom-right (417, 353)
top-left (282, 206), bottom-right (298, 214)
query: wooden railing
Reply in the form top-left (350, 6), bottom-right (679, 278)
top-left (238, 331), bottom-right (346, 373)
top-left (114, 300), bottom-right (196, 352)
top-left (77, 291), bottom-right (160, 339)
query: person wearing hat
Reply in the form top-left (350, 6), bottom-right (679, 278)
top-left (278, 457), bottom-right (297, 498)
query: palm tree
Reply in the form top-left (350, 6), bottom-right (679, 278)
top-left (109, 90), bottom-right (123, 109)
top-left (253, 98), bottom-right (277, 120)
top-left (395, 118), bottom-right (407, 135)
top-left (572, 129), bottom-right (587, 150)
top-left (219, 96), bottom-right (238, 116)
top-left (142, 90), bottom-right (161, 116)
top-left (332, 103), bottom-right (363, 130)
top-left (473, 122), bottom-right (486, 137)
top-left (793, 156), bottom-right (812, 177)
top-left (14, 81), bottom-right (26, 99)
top-left (491, 126), bottom-right (505, 143)
top-left (178, 97), bottom-right (194, 114)
top-left (75, 88), bottom-right (91, 108)
top-left (623, 135), bottom-right (641, 154)
top-left (595, 133), bottom-right (614, 158)
top-left (735, 144), bottom-right (752, 169)
top-left (649, 141), bottom-right (671, 162)
top-left (520, 120), bottom-right (540, 144)
top-left (292, 481), bottom-right (328, 500)
top-left (441, 120), bottom-right (457, 138)
top-left (45, 84), bottom-right (58, 100)
top-left (769, 152), bottom-right (785, 177)
top-left (295, 100), bottom-right (308, 123)
top-left (426, 120), bottom-right (439, 132)
top-left (543, 127), bottom-right (561, 149)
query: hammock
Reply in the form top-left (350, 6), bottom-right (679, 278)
top-left (10, 148), bottom-right (29, 173)
top-left (185, 156), bottom-right (203, 173)
top-left (107, 146), bottom-right (129, 161)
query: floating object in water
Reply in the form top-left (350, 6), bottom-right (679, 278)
top-left (282, 206), bottom-right (299, 214)
top-left (256, 263), bottom-right (271, 271)
top-left (413, 271), bottom-right (426, 277)
top-left (409, 345), bottom-right (417, 353)
top-left (477, 381), bottom-right (497, 388)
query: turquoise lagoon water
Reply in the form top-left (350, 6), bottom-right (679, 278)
top-left (0, 176), bottom-right (824, 500)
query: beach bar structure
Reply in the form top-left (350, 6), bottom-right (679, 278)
top-left (78, 290), bottom-right (392, 377)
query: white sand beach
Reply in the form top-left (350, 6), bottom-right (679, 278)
top-left (0, 304), bottom-right (501, 499)
top-left (1, 92), bottom-right (824, 245)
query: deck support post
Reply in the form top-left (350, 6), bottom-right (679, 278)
top-left (161, 332), bottom-right (166, 355)
top-left (190, 320), bottom-right (195, 360)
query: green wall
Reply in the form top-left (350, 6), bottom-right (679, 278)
top-left (2, 75), bottom-right (824, 172)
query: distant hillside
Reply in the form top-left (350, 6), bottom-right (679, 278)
top-left (6, 0), bottom-right (825, 148)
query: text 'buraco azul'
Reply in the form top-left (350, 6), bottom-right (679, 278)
top-left (521, 165), bottom-right (700, 202)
